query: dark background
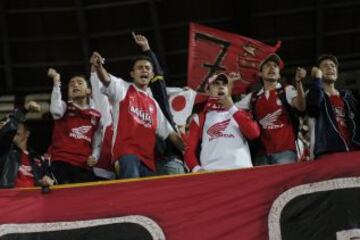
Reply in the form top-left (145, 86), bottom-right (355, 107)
top-left (0, 0), bottom-right (359, 152)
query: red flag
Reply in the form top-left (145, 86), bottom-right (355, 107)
top-left (188, 22), bottom-right (282, 94)
top-left (1, 152), bottom-right (360, 239)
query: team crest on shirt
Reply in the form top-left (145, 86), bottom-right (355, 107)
top-left (129, 105), bottom-right (153, 128)
top-left (69, 125), bottom-right (92, 142)
top-left (207, 119), bottom-right (234, 141)
top-left (259, 109), bottom-right (284, 130)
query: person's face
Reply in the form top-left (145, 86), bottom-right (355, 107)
top-left (208, 79), bottom-right (229, 97)
top-left (68, 76), bottom-right (90, 100)
top-left (260, 61), bottom-right (280, 82)
top-left (130, 60), bottom-right (154, 88)
top-left (319, 59), bottom-right (338, 83)
top-left (13, 124), bottom-right (29, 147)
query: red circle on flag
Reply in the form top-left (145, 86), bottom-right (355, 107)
top-left (171, 96), bottom-right (186, 112)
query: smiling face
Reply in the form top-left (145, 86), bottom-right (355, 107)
top-left (319, 59), bottom-right (338, 83)
top-left (68, 76), bottom-right (90, 100)
top-left (130, 59), bottom-right (154, 89)
top-left (260, 61), bottom-right (281, 83)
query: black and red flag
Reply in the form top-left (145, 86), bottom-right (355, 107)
top-left (188, 22), bottom-right (282, 94)
top-left (1, 151), bottom-right (360, 239)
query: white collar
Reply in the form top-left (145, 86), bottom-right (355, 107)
top-left (257, 82), bottom-right (282, 96)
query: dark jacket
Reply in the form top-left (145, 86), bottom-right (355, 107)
top-left (145, 50), bottom-right (182, 159)
top-left (306, 78), bottom-right (360, 158)
top-left (0, 108), bottom-right (47, 188)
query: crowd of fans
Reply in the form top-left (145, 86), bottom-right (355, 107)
top-left (0, 33), bottom-right (359, 189)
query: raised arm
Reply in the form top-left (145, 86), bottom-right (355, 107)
top-left (132, 32), bottom-right (176, 128)
top-left (90, 51), bottom-right (111, 86)
top-left (90, 72), bottom-right (112, 127)
top-left (218, 96), bottom-right (260, 140)
top-left (292, 67), bottom-right (306, 112)
top-left (306, 67), bottom-right (324, 117)
top-left (132, 32), bottom-right (163, 75)
top-left (0, 102), bottom-right (41, 155)
top-left (48, 68), bottom-right (66, 119)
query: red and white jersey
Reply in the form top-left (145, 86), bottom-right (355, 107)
top-left (15, 151), bottom-right (35, 188)
top-left (185, 105), bottom-right (260, 172)
top-left (329, 95), bottom-right (352, 147)
top-left (49, 85), bottom-right (102, 169)
top-left (101, 75), bottom-right (173, 171)
top-left (236, 83), bottom-right (297, 154)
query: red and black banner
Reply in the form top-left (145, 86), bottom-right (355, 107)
top-left (187, 23), bottom-right (282, 94)
top-left (1, 151), bottom-right (360, 240)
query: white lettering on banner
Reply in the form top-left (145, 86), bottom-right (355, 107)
top-left (69, 126), bottom-right (92, 142)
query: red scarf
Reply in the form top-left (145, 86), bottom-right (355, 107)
top-left (203, 97), bottom-right (226, 112)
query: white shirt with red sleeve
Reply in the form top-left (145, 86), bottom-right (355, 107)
top-left (49, 85), bottom-right (102, 168)
top-left (101, 74), bottom-right (173, 171)
top-left (185, 106), bottom-right (258, 172)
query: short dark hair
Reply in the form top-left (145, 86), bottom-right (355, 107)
top-left (130, 55), bottom-right (153, 70)
top-left (68, 74), bottom-right (90, 88)
top-left (317, 54), bottom-right (339, 67)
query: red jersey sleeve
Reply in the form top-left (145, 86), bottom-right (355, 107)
top-left (232, 107), bottom-right (260, 140)
top-left (184, 116), bottom-right (202, 171)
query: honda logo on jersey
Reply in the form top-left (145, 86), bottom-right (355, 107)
top-left (259, 109), bottom-right (284, 130)
top-left (129, 105), bottom-right (153, 128)
top-left (207, 119), bottom-right (234, 141)
top-left (69, 126), bottom-right (91, 142)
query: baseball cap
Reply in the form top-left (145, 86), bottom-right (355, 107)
top-left (316, 54), bottom-right (339, 67)
top-left (207, 73), bottom-right (229, 86)
top-left (259, 53), bottom-right (282, 70)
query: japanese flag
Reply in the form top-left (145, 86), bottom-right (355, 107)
top-left (167, 88), bottom-right (197, 126)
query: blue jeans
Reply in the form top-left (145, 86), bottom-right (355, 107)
top-left (117, 154), bottom-right (155, 179)
top-left (254, 150), bottom-right (297, 166)
top-left (156, 157), bottom-right (185, 175)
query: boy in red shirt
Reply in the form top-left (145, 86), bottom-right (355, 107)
top-left (48, 68), bottom-right (102, 184)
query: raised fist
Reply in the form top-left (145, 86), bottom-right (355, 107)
top-left (25, 101), bottom-right (41, 112)
top-left (295, 67), bottom-right (307, 82)
top-left (47, 68), bottom-right (61, 86)
top-left (228, 72), bottom-right (242, 82)
top-left (90, 51), bottom-right (104, 69)
top-left (311, 67), bottom-right (323, 79)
